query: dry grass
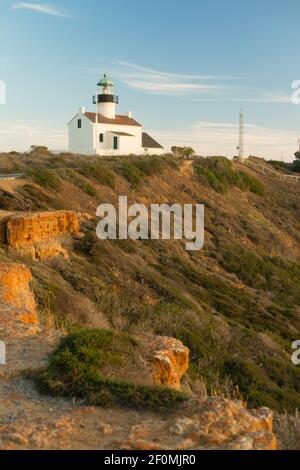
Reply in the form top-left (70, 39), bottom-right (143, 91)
top-left (274, 410), bottom-right (300, 450)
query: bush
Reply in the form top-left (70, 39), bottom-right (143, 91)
top-left (80, 163), bottom-right (115, 188)
top-left (28, 169), bottom-right (62, 192)
top-left (194, 157), bottom-right (264, 195)
top-left (60, 168), bottom-right (97, 197)
top-left (220, 244), bottom-right (300, 307)
top-left (29, 145), bottom-right (50, 157)
top-left (35, 329), bottom-right (187, 410)
top-left (114, 157), bottom-right (165, 188)
top-left (116, 161), bottom-right (144, 188)
top-left (221, 358), bottom-right (300, 412)
top-left (134, 156), bottom-right (163, 176)
top-left (239, 171), bottom-right (265, 196)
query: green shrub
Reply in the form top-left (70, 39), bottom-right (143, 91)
top-left (80, 163), bottom-right (115, 188)
top-left (35, 329), bottom-right (187, 410)
top-left (114, 157), bottom-right (164, 188)
top-left (221, 358), bottom-right (300, 412)
top-left (116, 161), bottom-right (144, 188)
top-left (239, 171), bottom-right (265, 195)
top-left (61, 168), bottom-right (97, 197)
top-left (28, 169), bottom-right (62, 192)
top-left (220, 244), bottom-right (300, 307)
top-left (194, 157), bottom-right (264, 195)
top-left (134, 156), bottom-right (163, 176)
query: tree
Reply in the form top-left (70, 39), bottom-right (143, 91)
top-left (292, 151), bottom-right (300, 173)
top-left (171, 146), bottom-right (181, 158)
top-left (171, 146), bottom-right (196, 159)
top-left (182, 147), bottom-right (196, 159)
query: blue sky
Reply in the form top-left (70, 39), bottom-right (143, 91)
top-left (0, 0), bottom-right (299, 159)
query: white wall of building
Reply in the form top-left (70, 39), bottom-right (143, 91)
top-left (68, 109), bottom-right (164, 156)
top-left (96, 122), bottom-right (142, 155)
top-left (143, 147), bottom-right (164, 156)
top-left (68, 110), bottom-right (95, 155)
top-left (69, 111), bottom-right (143, 155)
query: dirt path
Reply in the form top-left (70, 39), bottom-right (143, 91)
top-left (0, 179), bottom-right (28, 192)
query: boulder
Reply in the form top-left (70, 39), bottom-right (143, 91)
top-left (143, 336), bottom-right (189, 391)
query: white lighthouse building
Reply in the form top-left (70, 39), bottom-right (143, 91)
top-left (68, 74), bottom-right (164, 156)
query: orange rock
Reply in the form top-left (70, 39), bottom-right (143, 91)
top-left (0, 262), bottom-right (38, 337)
top-left (144, 336), bottom-right (189, 390)
top-left (6, 211), bottom-right (79, 248)
top-left (12, 239), bottom-right (69, 261)
top-left (122, 397), bottom-right (277, 451)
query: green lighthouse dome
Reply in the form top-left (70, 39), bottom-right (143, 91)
top-left (97, 73), bottom-right (114, 87)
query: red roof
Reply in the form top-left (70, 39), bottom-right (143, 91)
top-left (85, 112), bottom-right (142, 127)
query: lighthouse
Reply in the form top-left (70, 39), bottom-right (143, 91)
top-left (68, 73), bottom-right (164, 156)
top-left (93, 73), bottom-right (119, 119)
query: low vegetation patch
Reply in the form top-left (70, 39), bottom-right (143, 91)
top-left (221, 357), bottom-right (300, 412)
top-left (60, 168), bottom-right (97, 197)
top-left (114, 156), bottom-right (164, 188)
top-left (35, 329), bottom-right (187, 410)
top-left (79, 163), bottom-right (115, 188)
top-left (220, 244), bottom-right (300, 307)
top-left (27, 169), bottom-right (62, 192)
top-left (194, 157), bottom-right (264, 195)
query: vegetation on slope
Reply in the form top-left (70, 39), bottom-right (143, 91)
top-left (194, 157), bottom-right (264, 195)
top-left (35, 329), bottom-right (187, 410)
top-left (1, 152), bottom-right (300, 412)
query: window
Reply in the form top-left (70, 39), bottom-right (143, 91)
top-left (113, 136), bottom-right (118, 150)
top-left (99, 133), bottom-right (104, 143)
top-left (77, 119), bottom-right (82, 129)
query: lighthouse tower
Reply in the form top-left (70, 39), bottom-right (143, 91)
top-left (93, 73), bottom-right (119, 119)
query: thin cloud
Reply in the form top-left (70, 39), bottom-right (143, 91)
top-left (245, 92), bottom-right (292, 104)
top-left (122, 80), bottom-right (228, 95)
top-left (109, 61), bottom-right (291, 103)
top-left (77, 61), bottom-right (291, 103)
top-left (12, 2), bottom-right (69, 18)
top-left (112, 60), bottom-right (237, 97)
top-left (116, 60), bottom-right (243, 81)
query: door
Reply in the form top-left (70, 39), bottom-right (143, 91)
top-left (113, 136), bottom-right (118, 150)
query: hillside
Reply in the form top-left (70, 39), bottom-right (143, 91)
top-left (0, 151), bottom-right (300, 449)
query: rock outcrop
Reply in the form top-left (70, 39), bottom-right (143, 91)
top-left (121, 397), bottom-right (277, 451)
top-left (6, 211), bottom-right (79, 260)
top-left (144, 336), bottom-right (189, 391)
top-left (0, 262), bottom-right (38, 337)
